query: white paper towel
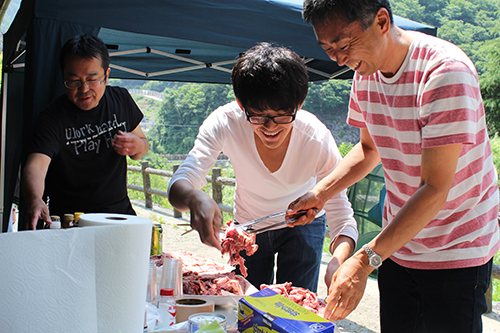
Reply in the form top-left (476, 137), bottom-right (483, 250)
top-left (0, 213), bottom-right (152, 333)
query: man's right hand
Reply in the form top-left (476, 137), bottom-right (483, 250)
top-left (21, 153), bottom-right (52, 230)
top-left (169, 180), bottom-right (223, 250)
top-left (186, 192), bottom-right (224, 250)
top-left (26, 197), bottom-right (52, 230)
top-left (286, 190), bottom-right (325, 226)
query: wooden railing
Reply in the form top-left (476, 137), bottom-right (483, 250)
top-left (127, 161), bottom-right (234, 218)
top-left (127, 161), bottom-right (500, 311)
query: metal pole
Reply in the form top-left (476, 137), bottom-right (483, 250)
top-left (0, 72), bottom-right (8, 232)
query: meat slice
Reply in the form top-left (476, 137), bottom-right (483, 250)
top-left (220, 222), bottom-right (258, 277)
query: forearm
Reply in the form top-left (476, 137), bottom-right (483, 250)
top-left (330, 235), bottom-right (356, 262)
top-left (22, 166), bottom-right (46, 203)
top-left (168, 179), bottom-right (205, 212)
top-left (369, 182), bottom-right (449, 261)
top-left (315, 139), bottom-right (380, 205)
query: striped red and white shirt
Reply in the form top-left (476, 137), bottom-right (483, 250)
top-left (348, 31), bottom-right (499, 269)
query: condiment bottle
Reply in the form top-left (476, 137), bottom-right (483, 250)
top-left (46, 215), bottom-right (61, 229)
top-left (73, 212), bottom-right (84, 227)
top-left (62, 213), bottom-right (74, 228)
top-left (157, 288), bottom-right (176, 328)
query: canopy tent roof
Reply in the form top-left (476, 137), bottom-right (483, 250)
top-left (0, 0), bottom-right (436, 231)
top-left (4, 0), bottom-right (437, 83)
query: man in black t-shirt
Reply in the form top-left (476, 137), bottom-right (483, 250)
top-left (22, 34), bottom-right (149, 229)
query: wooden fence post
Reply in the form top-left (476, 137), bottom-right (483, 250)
top-left (173, 164), bottom-right (182, 218)
top-left (212, 168), bottom-right (222, 206)
top-left (141, 161), bottom-right (153, 209)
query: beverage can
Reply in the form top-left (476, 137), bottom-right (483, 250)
top-left (189, 313), bottom-right (227, 333)
top-left (151, 223), bottom-right (163, 255)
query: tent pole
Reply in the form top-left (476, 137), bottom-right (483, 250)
top-left (0, 72), bottom-right (8, 232)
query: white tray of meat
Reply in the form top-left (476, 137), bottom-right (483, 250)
top-left (151, 251), bottom-right (258, 305)
top-left (183, 271), bottom-right (259, 305)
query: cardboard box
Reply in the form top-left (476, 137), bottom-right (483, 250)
top-left (238, 288), bottom-right (335, 333)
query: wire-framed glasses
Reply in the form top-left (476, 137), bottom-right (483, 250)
top-left (64, 76), bottom-right (106, 89)
top-left (245, 109), bottom-right (297, 125)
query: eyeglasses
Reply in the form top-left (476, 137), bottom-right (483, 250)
top-left (64, 76), bottom-right (106, 89)
top-left (245, 110), bottom-right (297, 125)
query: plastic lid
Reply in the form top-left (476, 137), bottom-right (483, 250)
top-left (160, 288), bottom-right (175, 296)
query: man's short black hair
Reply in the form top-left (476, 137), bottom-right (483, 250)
top-left (303, 0), bottom-right (393, 30)
top-left (231, 42), bottom-right (309, 114)
top-left (59, 34), bottom-right (110, 73)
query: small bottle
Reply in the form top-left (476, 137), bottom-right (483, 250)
top-left (73, 212), bottom-right (84, 227)
top-left (46, 215), bottom-right (61, 229)
top-left (157, 288), bottom-right (176, 328)
top-left (62, 214), bottom-right (74, 228)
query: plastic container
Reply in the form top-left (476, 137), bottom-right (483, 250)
top-left (157, 288), bottom-right (177, 328)
top-left (189, 313), bottom-right (227, 333)
top-left (45, 215), bottom-right (61, 229)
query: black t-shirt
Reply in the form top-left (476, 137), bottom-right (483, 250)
top-left (30, 86), bottom-right (143, 218)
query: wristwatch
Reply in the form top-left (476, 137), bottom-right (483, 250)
top-left (362, 244), bottom-right (382, 268)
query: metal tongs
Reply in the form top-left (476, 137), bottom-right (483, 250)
top-left (234, 209), bottom-right (317, 235)
top-left (180, 208), bottom-right (317, 236)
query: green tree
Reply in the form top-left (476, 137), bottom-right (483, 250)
top-left (151, 83), bottom-right (233, 154)
top-left (479, 20), bottom-right (500, 134)
top-left (303, 79), bottom-right (352, 121)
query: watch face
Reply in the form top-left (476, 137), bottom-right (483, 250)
top-left (370, 256), bottom-right (382, 268)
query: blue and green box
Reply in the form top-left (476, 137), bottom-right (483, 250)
top-left (238, 288), bottom-right (335, 333)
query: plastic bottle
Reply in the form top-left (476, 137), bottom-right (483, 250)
top-left (73, 212), bottom-right (84, 227)
top-left (157, 288), bottom-right (176, 328)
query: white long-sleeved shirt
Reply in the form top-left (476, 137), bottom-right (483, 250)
top-left (168, 101), bottom-right (358, 244)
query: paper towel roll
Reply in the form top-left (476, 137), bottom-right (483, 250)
top-left (175, 298), bottom-right (215, 323)
top-left (0, 213), bottom-right (152, 333)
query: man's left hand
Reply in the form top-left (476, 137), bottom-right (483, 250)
top-left (112, 130), bottom-right (142, 156)
top-left (324, 253), bottom-right (371, 321)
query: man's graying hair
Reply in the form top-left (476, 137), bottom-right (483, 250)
top-left (59, 34), bottom-right (110, 73)
top-left (303, 0), bottom-right (394, 30)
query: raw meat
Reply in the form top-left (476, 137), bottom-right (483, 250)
top-left (183, 271), bottom-right (249, 296)
top-left (151, 251), bottom-right (233, 274)
top-left (220, 221), bottom-right (258, 277)
top-left (261, 282), bottom-right (326, 316)
top-left (151, 252), bottom-right (253, 296)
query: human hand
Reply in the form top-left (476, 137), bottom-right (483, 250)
top-left (26, 197), bottom-right (51, 230)
top-left (286, 191), bottom-right (324, 226)
top-left (324, 254), bottom-right (371, 321)
top-left (112, 130), bottom-right (142, 156)
top-left (187, 193), bottom-right (223, 250)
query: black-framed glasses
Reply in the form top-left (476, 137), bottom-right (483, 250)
top-left (245, 110), bottom-right (297, 125)
top-left (64, 76), bottom-right (106, 89)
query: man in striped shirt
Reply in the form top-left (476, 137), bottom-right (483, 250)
top-left (287, 0), bottom-right (500, 331)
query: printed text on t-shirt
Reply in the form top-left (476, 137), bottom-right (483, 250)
top-left (65, 114), bottom-right (126, 155)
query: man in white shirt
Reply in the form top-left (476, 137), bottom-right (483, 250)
top-left (168, 42), bottom-right (357, 292)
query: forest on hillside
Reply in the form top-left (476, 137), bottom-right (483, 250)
top-left (110, 0), bottom-right (500, 155)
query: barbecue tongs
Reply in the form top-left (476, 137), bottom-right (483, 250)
top-left (234, 209), bottom-right (317, 235)
top-left (180, 209), bottom-right (317, 236)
